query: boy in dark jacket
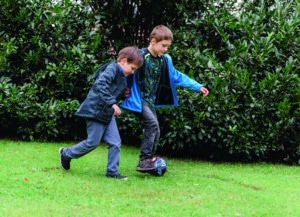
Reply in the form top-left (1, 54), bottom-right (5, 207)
top-left (122, 25), bottom-right (209, 174)
top-left (59, 46), bottom-right (144, 180)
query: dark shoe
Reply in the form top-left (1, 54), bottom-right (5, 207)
top-left (59, 148), bottom-right (71, 170)
top-left (136, 158), bottom-right (155, 172)
top-left (106, 173), bottom-right (128, 180)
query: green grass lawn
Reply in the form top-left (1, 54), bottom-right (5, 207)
top-left (0, 139), bottom-right (299, 217)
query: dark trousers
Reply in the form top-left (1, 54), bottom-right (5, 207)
top-left (139, 101), bottom-right (160, 160)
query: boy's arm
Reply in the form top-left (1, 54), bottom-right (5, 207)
top-left (97, 63), bottom-right (118, 105)
top-left (165, 54), bottom-right (209, 96)
top-left (165, 55), bottom-right (201, 90)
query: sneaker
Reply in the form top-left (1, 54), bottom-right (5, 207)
top-left (59, 148), bottom-right (71, 170)
top-left (136, 158), bottom-right (155, 172)
top-left (106, 173), bottom-right (128, 180)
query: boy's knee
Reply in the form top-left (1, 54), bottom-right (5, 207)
top-left (108, 143), bottom-right (121, 150)
top-left (85, 139), bottom-right (100, 149)
top-left (150, 120), bottom-right (160, 130)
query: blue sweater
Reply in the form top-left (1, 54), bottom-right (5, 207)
top-left (121, 53), bottom-right (202, 113)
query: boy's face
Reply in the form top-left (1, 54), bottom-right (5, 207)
top-left (150, 39), bottom-right (172, 56)
top-left (118, 59), bottom-right (139, 76)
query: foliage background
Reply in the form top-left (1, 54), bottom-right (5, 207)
top-left (0, 0), bottom-right (299, 163)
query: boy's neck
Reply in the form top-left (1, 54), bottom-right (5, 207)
top-left (147, 46), bottom-right (158, 57)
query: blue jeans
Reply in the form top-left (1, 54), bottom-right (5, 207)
top-left (63, 116), bottom-right (121, 175)
top-left (139, 101), bottom-right (160, 160)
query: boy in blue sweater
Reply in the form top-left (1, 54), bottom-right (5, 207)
top-left (59, 46), bottom-right (144, 180)
top-left (122, 25), bottom-right (209, 174)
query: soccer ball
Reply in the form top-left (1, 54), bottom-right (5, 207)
top-left (149, 157), bottom-right (167, 176)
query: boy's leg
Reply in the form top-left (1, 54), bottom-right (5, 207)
top-left (63, 119), bottom-right (105, 160)
top-left (102, 116), bottom-right (123, 176)
top-left (136, 101), bottom-right (160, 171)
top-left (140, 101), bottom-right (160, 160)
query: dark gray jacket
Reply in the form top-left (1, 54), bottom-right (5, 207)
top-left (75, 62), bottom-right (127, 124)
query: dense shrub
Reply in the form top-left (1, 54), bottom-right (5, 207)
top-left (155, 0), bottom-right (300, 163)
top-left (0, 0), bottom-right (113, 140)
top-left (0, 0), bottom-right (299, 163)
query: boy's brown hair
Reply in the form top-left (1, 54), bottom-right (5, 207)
top-left (117, 46), bottom-right (144, 67)
top-left (149, 25), bottom-right (173, 42)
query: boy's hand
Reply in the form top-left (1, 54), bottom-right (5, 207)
top-left (200, 87), bottom-right (209, 97)
top-left (112, 104), bottom-right (121, 116)
top-left (124, 88), bottom-right (130, 98)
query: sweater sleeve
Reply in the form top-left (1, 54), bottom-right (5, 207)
top-left (96, 63), bottom-right (118, 106)
top-left (165, 54), bottom-right (202, 92)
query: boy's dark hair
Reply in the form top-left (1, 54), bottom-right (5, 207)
top-left (149, 25), bottom-right (173, 42)
top-left (117, 46), bottom-right (144, 68)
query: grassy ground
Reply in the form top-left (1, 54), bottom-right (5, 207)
top-left (0, 139), bottom-right (299, 217)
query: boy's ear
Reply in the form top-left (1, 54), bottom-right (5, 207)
top-left (120, 58), bottom-right (128, 64)
top-left (150, 38), bottom-right (157, 44)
